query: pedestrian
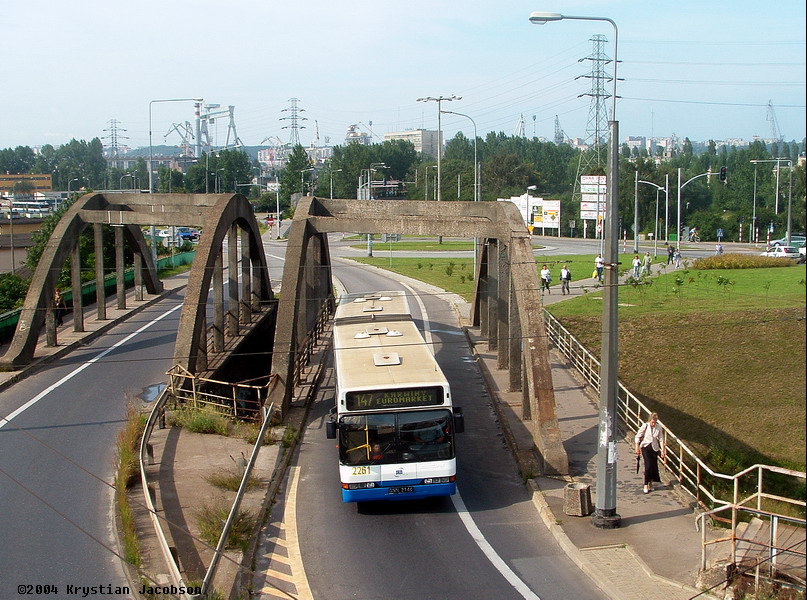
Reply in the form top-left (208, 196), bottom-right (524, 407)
top-left (642, 251), bottom-right (652, 276)
top-left (594, 254), bottom-right (604, 282)
top-left (673, 247), bottom-right (682, 268)
top-left (54, 288), bottom-right (66, 326)
top-left (540, 264), bottom-right (552, 294)
top-left (666, 243), bottom-right (674, 264)
top-left (635, 412), bottom-right (666, 494)
top-left (560, 264), bottom-right (571, 295)
top-left (715, 242), bottom-right (724, 255)
top-left (631, 254), bottom-right (641, 278)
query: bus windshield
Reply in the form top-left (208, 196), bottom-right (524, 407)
top-left (338, 409), bottom-right (453, 466)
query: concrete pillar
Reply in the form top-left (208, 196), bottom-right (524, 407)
top-left (134, 252), bottom-right (143, 302)
top-left (213, 251), bottom-right (225, 352)
top-left (487, 238), bottom-right (499, 352)
top-left (45, 288), bottom-right (57, 347)
top-left (227, 224), bottom-right (239, 337)
top-left (115, 226), bottom-right (125, 310)
top-left (497, 241), bottom-right (510, 370)
top-left (94, 223), bottom-right (106, 320)
top-left (240, 227), bottom-right (251, 324)
top-left (251, 241), bottom-right (262, 311)
top-left (71, 243), bottom-right (84, 332)
top-left (508, 277), bottom-right (523, 394)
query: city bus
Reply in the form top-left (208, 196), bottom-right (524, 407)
top-left (326, 291), bottom-right (463, 503)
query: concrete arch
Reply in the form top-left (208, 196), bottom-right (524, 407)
top-left (1, 193), bottom-right (161, 369)
top-left (271, 197), bottom-right (567, 474)
top-left (172, 193), bottom-right (274, 375)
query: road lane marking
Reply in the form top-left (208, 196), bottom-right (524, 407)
top-left (452, 492), bottom-right (543, 600)
top-left (0, 303), bottom-right (183, 430)
top-left (401, 281), bottom-right (541, 600)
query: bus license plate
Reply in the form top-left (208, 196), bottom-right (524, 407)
top-left (388, 486), bottom-right (414, 495)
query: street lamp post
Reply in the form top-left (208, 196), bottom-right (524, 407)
top-left (637, 179), bottom-right (666, 256)
top-left (424, 165), bottom-right (438, 201)
top-left (676, 169), bottom-right (716, 248)
top-left (418, 95), bottom-right (461, 245)
top-left (442, 109), bottom-right (479, 274)
top-left (300, 167), bottom-right (315, 195)
top-left (531, 10), bottom-right (621, 530)
top-left (330, 168), bottom-right (343, 200)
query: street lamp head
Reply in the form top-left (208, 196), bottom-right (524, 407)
top-left (529, 12), bottom-right (564, 24)
top-left (527, 185), bottom-right (538, 190)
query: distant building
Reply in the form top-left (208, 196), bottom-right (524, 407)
top-left (383, 129), bottom-right (439, 158)
top-left (0, 173), bottom-right (52, 195)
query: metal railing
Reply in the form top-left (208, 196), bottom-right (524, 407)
top-left (543, 309), bottom-right (805, 583)
top-left (292, 297), bottom-right (335, 389)
top-left (167, 364), bottom-right (272, 422)
top-left (138, 387), bottom-right (191, 599)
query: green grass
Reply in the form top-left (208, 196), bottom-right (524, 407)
top-left (195, 499), bottom-right (257, 552)
top-left (345, 254), bottom-right (807, 471)
top-left (352, 240), bottom-right (475, 251)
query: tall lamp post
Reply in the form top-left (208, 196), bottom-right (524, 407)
top-left (330, 168), bottom-right (343, 200)
top-left (442, 109), bottom-right (480, 275)
top-left (418, 95), bottom-right (461, 245)
top-left (637, 179), bottom-right (666, 256)
top-left (531, 11), bottom-right (621, 529)
top-left (149, 97), bottom-right (202, 265)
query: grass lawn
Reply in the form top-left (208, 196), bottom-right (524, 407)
top-left (346, 254), bottom-right (807, 472)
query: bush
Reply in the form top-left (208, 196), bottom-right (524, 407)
top-left (693, 253), bottom-right (798, 270)
top-left (195, 499), bottom-right (257, 552)
top-left (169, 406), bottom-right (230, 435)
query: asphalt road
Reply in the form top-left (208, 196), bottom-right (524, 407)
top-left (288, 259), bottom-right (603, 600)
top-left (0, 291), bottom-right (186, 599)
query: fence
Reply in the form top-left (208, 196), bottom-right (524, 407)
top-left (543, 308), bottom-right (805, 584)
top-left (0, 251), bottom-right (196, 344)
top-left (166, 364), bottom-right (272, 422)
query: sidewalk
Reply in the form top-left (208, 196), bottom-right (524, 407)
top-left (465, 271), bottom-right (724, 600)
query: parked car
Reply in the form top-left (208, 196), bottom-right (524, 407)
top-left (175, 227), bottom-right (200, 241)
top-left (768, 235), bottom-right (806, 248)
top-left (760, 245), bottom-right (800, 259)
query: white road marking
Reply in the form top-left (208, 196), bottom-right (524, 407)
top-left (0, 303), bottom-right (183, 430)
top-left (451, 492), bottom-right (542, 600)
top-left (401, 281), bottom-right (541, 600)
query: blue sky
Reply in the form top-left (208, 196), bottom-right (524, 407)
top-left (2, 0), bottom-right (805, 151)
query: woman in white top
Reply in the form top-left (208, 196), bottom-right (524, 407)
top-left (634, 412), bottom-right (666, 494)
top-left (540, 264), bottom-right (552, 294)
top-left (632, 255), bottom-right (641, 278)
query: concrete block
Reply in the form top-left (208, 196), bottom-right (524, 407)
top-left (563, 482), bottom-right (593, 516)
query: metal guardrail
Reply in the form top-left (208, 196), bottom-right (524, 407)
top-left (543, 309), bottom-right (806, 583)
top-left (167, 365), bottom-right (271, 422)
top-left (138, 387), bottom-right (190, 599)
top-left (292, 298), bottom-right (334, 389)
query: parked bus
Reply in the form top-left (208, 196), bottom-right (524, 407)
top-left (326, 291), bottom-right (463, 502)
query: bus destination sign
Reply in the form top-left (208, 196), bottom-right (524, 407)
top-left (346, 386), bottom-right (444, 411)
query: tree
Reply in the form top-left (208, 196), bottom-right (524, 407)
top-left (279, 145), bottom-right (313, 214)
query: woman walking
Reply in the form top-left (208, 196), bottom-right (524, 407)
top-left (635, 412), bottom-right (666, 494)
top-left (540, 264), bottom-right (552, 294)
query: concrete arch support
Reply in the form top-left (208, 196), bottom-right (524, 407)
top-left (172, 194), bottom-right (273, 375)
top-left (0, 193), bottom-right (162, 369)
top-left (270, 197), bottom-right (567, 474)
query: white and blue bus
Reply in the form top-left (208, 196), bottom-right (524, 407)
top-left (326, 291), bottom-right (463, 503)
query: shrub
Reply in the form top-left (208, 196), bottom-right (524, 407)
top-left (169, 406), bottom-right (230, 436)
top-left (196, 499), bottom-right (257, 552)
top-left (693, 253), bottom-right (797, 270)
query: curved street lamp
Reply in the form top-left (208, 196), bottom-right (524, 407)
top-left (530, 11), bottom-right (621, 530)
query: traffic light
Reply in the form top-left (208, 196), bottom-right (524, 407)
top-left (719, 166), bottom-right (727, 182)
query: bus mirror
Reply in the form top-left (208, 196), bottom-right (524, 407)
top-left (453, 407), bottom-right (465, 434)
top-left (326, 420), bottom-right (337, 439)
